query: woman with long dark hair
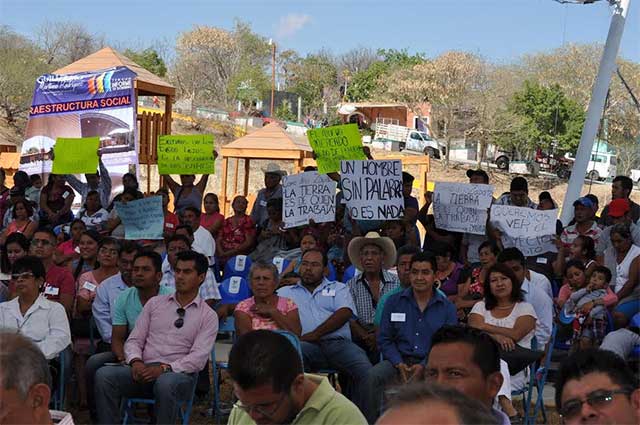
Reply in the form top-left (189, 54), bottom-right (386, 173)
top-left (0, 199), bottom-right (37, 244)
top-left (71, 230), bottom-right (102, 281)
top-left (39, 174), bottom-right (75, 226)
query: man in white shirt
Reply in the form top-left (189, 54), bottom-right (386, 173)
top-left (161, 235), bottom-right (220, 307)
top-left (498, 248), bottom-right (553, 347)
top-left (180, 207), bottom-right (216, 266)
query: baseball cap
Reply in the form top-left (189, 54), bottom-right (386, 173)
top-left (466, 169), bottom-right (489, 183)
top-left (608, 198), bottom-right (631, 218)
top-left (573, 197), bottom-right (594, 209)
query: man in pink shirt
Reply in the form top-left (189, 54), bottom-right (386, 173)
top-left (94, 251), bottom-right (218, 424)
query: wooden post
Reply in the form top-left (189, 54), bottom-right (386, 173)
top-left (220, 157), bottom-right (229, 216)
top-left (243, 158), bottom-right (251, 196)
top-left (232, 158), bottom-right (240, 195)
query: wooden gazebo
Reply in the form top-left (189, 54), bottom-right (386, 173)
top-left (54, 47), bottom-right (176, 192)
top-left (219, 123), bottom-right (314, 215)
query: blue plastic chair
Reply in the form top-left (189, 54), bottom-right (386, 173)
top-left (327, 261), bottom-right (337, 281)
top-left (219, 276), bottom-right (251, 305)
top-left (211, 317), bottom-right (236, 423)
top-left (224, 255), bottom-right (252, 280)
top-left (273, 256), bottom-right (291, 275)
top-left (273, 330), bottom-right (304, 367)
top-left (121, 376), bottom-right (198, 425)
top-left (342, 265), bottom-right (358, 283)
top-left (527, 325), bottom-right (558, 424)
top-left (510, 337), bottom-right (540, 424)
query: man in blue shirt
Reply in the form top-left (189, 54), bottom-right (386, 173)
top-left (365, 252), bottom-right (457, 422)
top-left (86, 241), bottom-right (141, 423)
top-left (278, 248), bottom-right (372, 413)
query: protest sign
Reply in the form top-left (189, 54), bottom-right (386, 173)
top-left (157, 134), bottom-right (215, 175)
top-left (115, 196), bottom-right (164, 240)
top-left (433, 182), bottom-right (494, 235)
top-left (52, 137), bottom-right (100, 174)
top-left (307, 124), bottom-right (366, 174)
top-left (340, 160), bottom-right (404, 220)
top-left (490, 205), bottom-right (559, 255)
top-left (282, 171), bottom-right (337, 228)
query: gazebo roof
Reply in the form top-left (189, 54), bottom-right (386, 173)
top-left (54, 47), bottom-right (175, 97)
top-left (221, 122), bottom-right (312, 159)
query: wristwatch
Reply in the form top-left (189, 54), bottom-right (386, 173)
top-left (160, 364), bottom-right (172, 373)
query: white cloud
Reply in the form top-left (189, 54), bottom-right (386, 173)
top-left (276, 13), bottom-right (311, 39)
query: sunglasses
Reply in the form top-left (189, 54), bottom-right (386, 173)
top-left (174, 308), bottom-right (185, 329)
top-left (559, 389), bottom-right (632, 421)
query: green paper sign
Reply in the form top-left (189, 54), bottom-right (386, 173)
top-left (52, 137), bottom-right (100, 174)
top-left (157, 134), bottom-right (215, 175)
top-left (307, 124), bottom-right (366, 174)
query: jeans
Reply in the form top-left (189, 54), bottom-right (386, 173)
top-left (95, 365), bottom-right (195, 425)
top-left (86, 351), bottom-right (117, 421)
top-left (364, 360), bottom-right (398, 423)
top-left (301, 339), bottom-right (372, 413)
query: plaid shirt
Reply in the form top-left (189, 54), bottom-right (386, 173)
top-left (347, 270), bottom-right (400, 326)
top-left (560, 221), bottom-right (603, 251)
top-left (160, 258), bottom-right (221, 301)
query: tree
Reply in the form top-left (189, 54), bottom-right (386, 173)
top-left (173, 25), bottom-right (241, 108)
top-left (287, 52), bottom-right (338, 115)
top-left (123, 48), bottom-right (167, 77)
top-left (0, 26), bottom-right (49, 126)
top-left (274, 99), bottom-right (296, 121)
top-left (384, 51), bottom-right (486, 164)
top-left (36, 21), bottom-right (104, 67)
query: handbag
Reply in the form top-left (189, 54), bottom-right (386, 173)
top-left (499, 345), bottom-right (544, 375)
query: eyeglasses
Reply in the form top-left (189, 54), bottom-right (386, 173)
top-left (174, 308), bottom-right (185, 328)
top-left (31, 239), bottom-right (52, 247)
top-left (234, 394), bottom-right (287, 418)
top-left (559, 389), bottom-right (633, 420)
top-left (11, 272), bottom-right (34, 281)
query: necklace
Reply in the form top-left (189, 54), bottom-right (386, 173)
top-left (495, 303), bottom-right (515, 310)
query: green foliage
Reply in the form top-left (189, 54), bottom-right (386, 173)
top-left (494, 80), bottom-right (585, 154)
top-left (274, 99), bottom-right (296, 122)
top-left (228, 66), bottom-right (270, 109)
top-left (377, 48), bottom-right (425, 67)
top-left (288, 54), bottom-right (338, 114)
top-left (123, 48), bottom-right (167, 77)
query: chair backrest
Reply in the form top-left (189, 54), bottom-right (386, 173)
top-left (219, 317), bottom-right (236, 336)
top-left (342, 265), bottom-right (359, 283)
top-left (224, 255), bottom-right (252, 279)
top-left (273, 330), bottom-right (304, 367)
top-left (219, 276), bottom-right (251, 304)
top-left (327, 261), bottom-right (337, 281)
top-left (273, 256), bottom-right (291, 275)
top-left (630, 313), bottom-right (640, 329)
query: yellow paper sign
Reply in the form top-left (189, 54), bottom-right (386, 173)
top-left (157, 134), bottom-right (215, 175)
top-left (307, 124), bottom-right (366, 174)
top-left (52, 137), bottom-right (100, 174)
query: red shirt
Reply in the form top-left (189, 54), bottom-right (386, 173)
top-left (43, 265), bottom-right (75, 301)
top-left (164, 212), bottom-right (179, 234)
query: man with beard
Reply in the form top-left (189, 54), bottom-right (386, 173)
top-left (227, 330), bottom-right (366, 425)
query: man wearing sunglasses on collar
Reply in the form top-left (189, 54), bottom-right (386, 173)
top-left (94, 250), bottom-right (218, 425)
top-left (555, 348), bottom-right (639, 425)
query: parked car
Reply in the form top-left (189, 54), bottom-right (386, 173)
top-left (373, 123), bottom-right (445, 158)
top-left (564, 151), bottom-right (617, 181)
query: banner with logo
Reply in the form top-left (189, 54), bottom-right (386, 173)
top-left (21, 66), bottom-right (138, 198)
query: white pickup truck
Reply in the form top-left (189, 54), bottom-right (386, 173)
top-left (373, 123), bottom-right (445, 158)
top-left (631, 169), bottom-right (640, 187)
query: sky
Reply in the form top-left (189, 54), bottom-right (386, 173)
top-left (1, 0), bottom-right (638, 64)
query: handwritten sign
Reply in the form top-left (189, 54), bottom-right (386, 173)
top-left (490, 205), bottom-right (558, 256)
top-left (115, 196), bottom-right (164, 240)
top-left (157, 134), bottom-right (214, 175)
top-left (340, 160), bottom-right (404, 220)
top-left (283, 171), bottom-right (337, 228)
top-left (433, 182), bottom-right (494, 235)
top-left (307, 124), bottom-right (366, 174)
top-left (52, 137), bottom-right (100, 174)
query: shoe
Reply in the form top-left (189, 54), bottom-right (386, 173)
top-left (509, 413), bottom-right (524, 424)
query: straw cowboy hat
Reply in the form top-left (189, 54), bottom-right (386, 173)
top-left (347, 232), bottom-right (397, 271)
top-left (262, 163), bottom-right (287, 176)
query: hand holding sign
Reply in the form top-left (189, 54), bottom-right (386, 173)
top-left (307, 124), bottom-right (366, 174)
top-left (52, 137), bottom-right (100, 174)
top-left (115, 196), bottom-right (164, 240)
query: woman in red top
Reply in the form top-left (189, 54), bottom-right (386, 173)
top-left (0, 200), bottom-right (37, 244)
top-left (200, 193), bottom-right (224, 238)
top-left (56, 219), bottom-right (86, 266)
top-left (216, 195), bottom-right (256, 265)
top-left (156, 188), bottom-right (179, 239)
top-left (457, 241), bottom-right (501, 321)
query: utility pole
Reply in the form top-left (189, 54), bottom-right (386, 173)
top-left (560, 0), bottom-right (631, 225)
top-left (269, 40), bottom-right (276, 118)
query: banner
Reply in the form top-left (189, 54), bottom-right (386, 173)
top-left (433, 182), bottom-right (494, 235)
top-left (490, 205), bottom-right (558, 256)
top-left (282, 171), bottom-right (337, 228)
top-left (52, 137), bottom-right (100, 174)
top-left (115, 196), bottom-right (164, 240)
top-left (157, 134), bottom-right (215, 175)
top-left (307, 124), bottom-right (366, 174)
top-left (21, 66), bottom-right (137, 196)
top-left (340, 160), bottom-right (404, 220)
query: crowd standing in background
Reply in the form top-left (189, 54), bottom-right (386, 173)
top-left (0, 159), bottom-right (639, 425)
